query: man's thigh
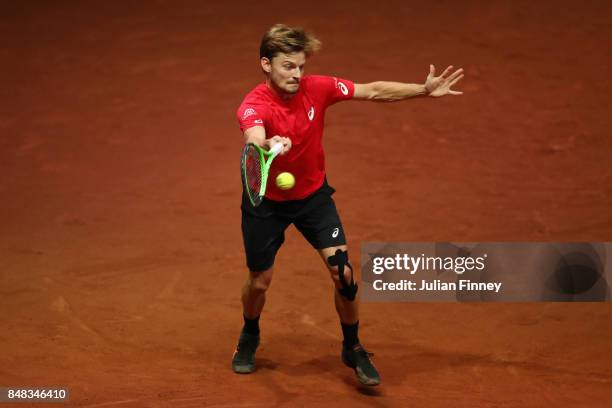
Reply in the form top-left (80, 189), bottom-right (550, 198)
top-left (241, 208), bottom-right (291, 272)
top-left (293, 191), bottom-right (347, 250)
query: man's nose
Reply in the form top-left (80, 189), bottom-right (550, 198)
top-left (293, 68), bottom-right (302, 79)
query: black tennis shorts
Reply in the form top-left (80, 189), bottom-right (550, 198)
top-left (241, 179), bottom-right (347, 272)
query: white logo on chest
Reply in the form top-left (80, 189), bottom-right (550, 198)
top-left (307, 106), bottom-right (315, 121)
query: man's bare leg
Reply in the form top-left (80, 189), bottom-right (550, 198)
top-left (319, 245), bottom-right (359, 324)
top-left (242, 267), bottom-right (273, 319)
top-left (232, 267), bottom-right (273, 374)
top-left (319, 245), bottom-right (381, 386)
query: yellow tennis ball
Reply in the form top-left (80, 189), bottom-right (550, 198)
top-left (276, 172), bottom-right (295, 190)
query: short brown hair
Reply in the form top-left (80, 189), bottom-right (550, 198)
top-left (259, 24), bottom-right (321, 60)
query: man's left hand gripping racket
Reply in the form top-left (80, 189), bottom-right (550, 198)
top-left (241, 142), bottom-right (283, 207)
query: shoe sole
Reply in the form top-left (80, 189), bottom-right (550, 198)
top-left (232, 364), bottom-right (255, 374)
top-left (342, 354), bottom-right (380, 386)
top-left (355, 366), bottom-right (380, 386)
top-left (232, 349), bottom-right (256, 374)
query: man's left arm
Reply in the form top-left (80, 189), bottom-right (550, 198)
top-left (353, 65), bottom-right (464, 101)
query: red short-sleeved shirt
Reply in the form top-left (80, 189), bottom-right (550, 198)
top-left (237, 75), bottom-right (354, 201)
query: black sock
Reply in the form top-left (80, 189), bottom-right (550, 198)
top-left (243, 315), bottom-right (260, 335)
top-left (341, 321), bottom-right (359, 349)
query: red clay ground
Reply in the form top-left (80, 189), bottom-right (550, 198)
top-left (1, 1), bottom-right (611, 406)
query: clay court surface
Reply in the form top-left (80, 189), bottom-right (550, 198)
top-left (1, 1), bottom-right (611, 406)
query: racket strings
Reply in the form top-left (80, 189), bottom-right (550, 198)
top-left (244, 146), bottom-right (263, 200)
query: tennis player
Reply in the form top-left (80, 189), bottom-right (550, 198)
top-left (233, 24), bottom-right (464, 385)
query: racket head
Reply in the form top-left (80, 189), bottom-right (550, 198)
top-left (241, 143), bottom-right (264, 207)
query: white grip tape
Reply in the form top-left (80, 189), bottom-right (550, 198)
top-left (270, 142), bottom-right (283, 155)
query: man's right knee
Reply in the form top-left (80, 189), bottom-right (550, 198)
top-left (248, 267), bottom-right (273, 292)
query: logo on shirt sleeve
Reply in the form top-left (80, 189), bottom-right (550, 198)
top-left (242, 108), bottom-right (257, 120)
top-left (338, 82), bottom-right (348, 96)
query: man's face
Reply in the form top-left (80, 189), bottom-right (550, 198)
top-left (262, 51), bottom-right (306, 95)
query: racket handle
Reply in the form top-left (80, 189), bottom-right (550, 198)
top-left (270, 142), bottom-right (283, 156)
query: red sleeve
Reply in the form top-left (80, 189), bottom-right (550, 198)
top-left (306, 75), bottom-right (354, 107)
top-left (236, 104), bottom-right (266, 133)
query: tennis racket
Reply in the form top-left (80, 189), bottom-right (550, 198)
top-left (241, 142), bottom-right (283, 207)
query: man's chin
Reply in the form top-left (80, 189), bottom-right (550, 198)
top-left (284, 84), bottom-right (300, 94)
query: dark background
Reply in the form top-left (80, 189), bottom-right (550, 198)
top-left (1, 1), bottom-right (611, 406)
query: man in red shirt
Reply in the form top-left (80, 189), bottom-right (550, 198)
top-left (233, 24), bottom-right (464, 386)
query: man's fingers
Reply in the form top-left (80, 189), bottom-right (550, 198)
top-left (448, 90), bottom-right (463, 95)
top-left (268, 135), bottom-right (286, 152)
top-left (440, 65), bottom-right (453, 78)
top-left (281, 137), bottom-right (292, 154)
top-left (449, 74), bottom-right (464, 87)
top-left (447, 68), bottom-right (464, 83)
top-left (429, 64), bottom-right (435, 76)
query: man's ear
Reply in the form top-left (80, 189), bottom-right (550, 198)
top-left (261, 57), bottom-right (272, 74)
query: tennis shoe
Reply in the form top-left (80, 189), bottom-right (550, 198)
top-left (232, 330), bottom-right (260, 374)
top-left (341, 344), bottom-right (381, 386)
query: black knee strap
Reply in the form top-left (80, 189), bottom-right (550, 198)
top-left (327, 249), bottom-right (358, 301)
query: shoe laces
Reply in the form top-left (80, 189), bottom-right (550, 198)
top-left (353, 345), bottom-right (375, 359)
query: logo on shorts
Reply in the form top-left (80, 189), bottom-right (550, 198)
top-left (254, 119), bottom-right (263, 124)
top-left (308, 106), bottom-right (315, 121)
top-left (338, 82), bottom-right (348, 96)
top-left (332, 227), bottom-right (339, 238)
top-left (242, 108), bottom-right (256, 120)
